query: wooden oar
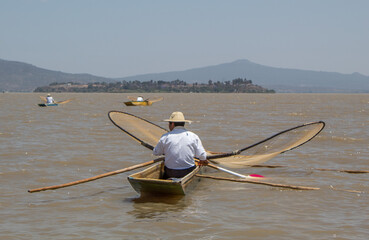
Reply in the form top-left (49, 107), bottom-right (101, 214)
top-left (28, 157), bottom-right (164, 193)
top-left (196, 174), bottom-right (320, 190)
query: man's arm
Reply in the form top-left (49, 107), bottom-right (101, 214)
top-left (152, 140), bottom-right (163, 156)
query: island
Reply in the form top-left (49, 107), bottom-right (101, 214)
top-left (34, 78), bottom-right (275, 93)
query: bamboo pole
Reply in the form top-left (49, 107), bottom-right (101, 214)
top-left (196, 174), bottom-right (320, 190)
top-left (314, 168), bottom-right (369, 174)
top-left (251, 165), bottom-right (369, 174)
top-left (329, 185), bottom-right (364, 194)
top-left (28, 157), bottom-right (164, 193)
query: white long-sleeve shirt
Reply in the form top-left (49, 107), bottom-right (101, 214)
top-left (46, 96), bottom-right (54, 104)
top-left (153, 126), bottom-right (206, 169)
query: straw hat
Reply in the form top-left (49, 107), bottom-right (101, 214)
top-left (164, 112), bottom-right (192, 123)
top-left (47, 93), bottom-right (51, 96)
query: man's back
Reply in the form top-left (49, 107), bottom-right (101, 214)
top-left (153, 126), bottom-right (206, 169)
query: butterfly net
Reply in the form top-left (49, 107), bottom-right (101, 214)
top-left (109, 111), bottom-right (325, 168)
top-left (108, 111), bottom-right (167, 148)
top-left (208, 121), bottom-right (325, 168)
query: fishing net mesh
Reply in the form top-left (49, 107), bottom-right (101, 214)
top-left (109, 111), bottom-right (324, 169)
top-left (210, 122), bottom-right (325, 168)
top-left (147, 97), bottom-right (163, 103)
top-left (109, 111), bottom-right (167, 147)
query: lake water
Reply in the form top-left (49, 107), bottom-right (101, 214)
top-left (0, 93), bottom-right (368, 240)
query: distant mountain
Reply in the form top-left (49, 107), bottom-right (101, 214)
top-left (0, 59), bottom-right (112, 92)
top-left (119, 59), bottom-right (369, 93)
top-left (1, 58), bottom-right (368, 92)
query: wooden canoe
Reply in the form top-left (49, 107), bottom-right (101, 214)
top-left (127, 161), bottom-right (201, 195)
top-left (124, 101), bottom-right (153, 106)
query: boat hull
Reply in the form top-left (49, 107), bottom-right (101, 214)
top-left (38, 103), bottom-right (58, 107)
top-left (124, 101), bottom-right (152, 106)
top-left (128, 162), bottom-right (201, 195)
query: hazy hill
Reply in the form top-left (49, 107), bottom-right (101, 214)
top-left (1, 58), bottom-right (368, 92)
top-left (119, 59), bottom-right (369, 93)
top-left (0, 59), bottom-right (112, 92)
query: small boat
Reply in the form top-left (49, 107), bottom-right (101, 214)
top-left (124, 96), bottom-right (163, 106)
top-left (38, 103), bottom-right (58, 107)
top-left (127, 161), bottom-right (201, 195)
top-left (124, 101), bottom-right (152, 106)
top-left (38, 96), bottom-right (72, 107)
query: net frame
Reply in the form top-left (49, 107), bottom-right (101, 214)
top-left (208, 121), bottom-right (325, 159)
top-left (108, 111), bottom-right (167, 150)
top-left (208, 121), bottom-right (325, 167)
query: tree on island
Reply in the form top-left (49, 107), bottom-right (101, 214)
top-left (34, 78), bottom-right (275, 93)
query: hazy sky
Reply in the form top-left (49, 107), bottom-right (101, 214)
top-left (1, 0), bottom-right (369, 78)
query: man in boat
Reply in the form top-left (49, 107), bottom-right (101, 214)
top-left (153, 111), bottom-right (208, 179)
top-left (46, 94), bottom-right (55, 104)
top-left (136, 96), bottom-right (144, 102)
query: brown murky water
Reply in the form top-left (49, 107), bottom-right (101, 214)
top-left (0, 93), bottom-right (368, 240)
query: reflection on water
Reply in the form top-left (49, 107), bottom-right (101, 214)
top-left (126, 194), bottom-right (189, 219)
top-left (130, 193), bottom-right (185, 204)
